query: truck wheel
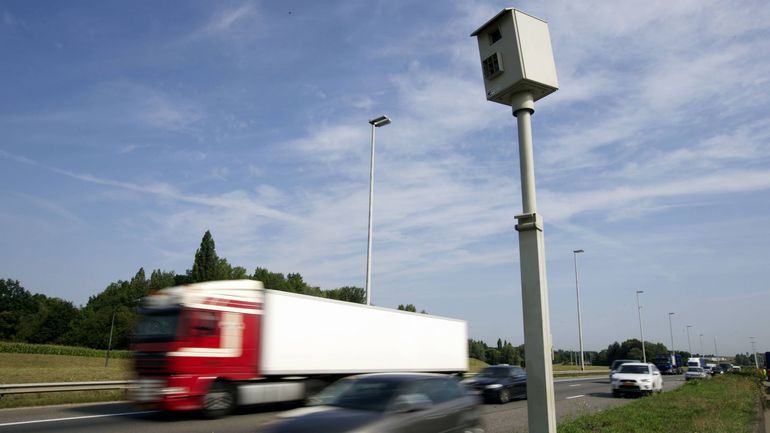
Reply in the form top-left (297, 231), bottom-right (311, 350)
top-left (202, 381), bottom-right (236, 419)
top-left (612, 390), bottom-right (619, 398)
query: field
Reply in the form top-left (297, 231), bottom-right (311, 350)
top-left (0, 352), bottom-right (132, 409)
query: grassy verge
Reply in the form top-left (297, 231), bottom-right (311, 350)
top-left (553, 364), bottom-right (607, 372)
top-left (0, 390), bottom-right (127, 410)
top-left (469, 358), bottom-right (489, 374)
top-left (0, 352), bottom-right (132, 409)
top-left (558, 374), bottom-right (762, 433)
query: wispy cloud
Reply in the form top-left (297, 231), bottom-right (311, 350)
top-left (0, 150), bottom-right (303, 225)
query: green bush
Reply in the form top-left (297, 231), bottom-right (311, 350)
top-left (0, 341), bottom-right (131, 358)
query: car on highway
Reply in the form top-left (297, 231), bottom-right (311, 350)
top-left (258, 373), bottom-right (484, 433)
top-left (685, 366), bottom-right (710, 380)
top-left (710, 366), bottom-right (724, 375)
top-left (461, 364), bottom-right (527, 404)
top-left (609, 359), bottom-right (641, 379)
top-left (610, 362), bottom-right (663, 397)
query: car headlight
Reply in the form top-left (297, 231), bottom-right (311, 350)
top-left (640, 379), bottom-right (651, 383)
top-left (485, 384), bottom-right (503, 390)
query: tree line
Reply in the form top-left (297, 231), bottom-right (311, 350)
top-left (0, 230), bottom-right (367, 350)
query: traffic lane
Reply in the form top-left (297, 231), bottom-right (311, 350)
top-left (480, 375), bottom-right (686, 433)
top-left (0, 401), bottom-right (283, 433)
top-left (0, 376), bottom-right (687, 433)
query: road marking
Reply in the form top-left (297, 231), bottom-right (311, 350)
top-left (569, 384), bottom-right (582, 387)
top-left (566, 395), bottom-right (585, 400)
top-left (0, 410), bottom-right (156, 428)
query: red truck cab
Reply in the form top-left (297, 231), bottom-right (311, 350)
top-left (131, 280), bottom-right (263, 416)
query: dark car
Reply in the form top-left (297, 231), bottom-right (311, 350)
top-left (461, 365), bottom-right (527, 403)
top-left (609, 359), bottom-right (641, 379)
top-left (259, 373), bottom-right (484, 433)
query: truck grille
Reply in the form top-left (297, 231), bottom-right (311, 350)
top-left (134, 352), bottom-right (167, 374)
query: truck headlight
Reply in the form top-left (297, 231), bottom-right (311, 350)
top-left (161, 387), bottom-right (188, 395)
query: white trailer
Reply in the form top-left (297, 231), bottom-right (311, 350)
top-left (261, 289), bottom-right (468, 375)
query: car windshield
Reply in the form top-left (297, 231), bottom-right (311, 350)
top-left (308, 378), bottom-right (401, 412)
top-left (478, 368), bottom-right (510, 378)
top-left (689, 367), bottom-right (703, 372)
top-left (617, 365), bottom-right (649, 374)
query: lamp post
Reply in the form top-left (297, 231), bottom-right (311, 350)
top-left (699, 334), bottom-right (704, 356)
top-left (750, 337), bottom-right (759, 369)
top-left (635, 290), bottom-right (646, 363)
top-left (714, 336), bottom-right (719, 361)
top-left (668, 312), bottom-right (675, 355)
top-left (686, 325), bottom-right (693, 354)
top-left (365, 115), bottom-right (391, 306)
top-left (572, 249), bottom-right (585, 371)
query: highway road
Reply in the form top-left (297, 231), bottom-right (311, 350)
top-left (0, 375), bottom-right (686, 433)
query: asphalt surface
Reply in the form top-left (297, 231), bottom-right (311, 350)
top-left (0, 375), bottom-right (686, 433)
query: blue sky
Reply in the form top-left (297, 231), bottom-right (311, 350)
top-left (1, 1), bottom-right (768, 356)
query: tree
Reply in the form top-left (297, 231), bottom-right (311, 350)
top-left (149, 269), bottom-right (176, 291)
top-left (0, 279), bottom-right (35, 340)
top-left (325, 286), bottom-right (366, 304)
top-left (397, 304), bottom-right (417, 312)
top-left (190, 231), bottom-right (220, 282)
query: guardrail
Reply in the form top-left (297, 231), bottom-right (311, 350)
top-left (0, 381), bottom-right (133, 397)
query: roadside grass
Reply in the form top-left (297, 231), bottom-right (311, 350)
top-left (0, 352), bottom-right (132, 409)
top-left (0, 390), bottom-right (127, 410)
top-left (469, 358), bottom-right (489, 373)
top-left (558, 374), bottom-right (762, 433)
top-left (553, 364), bottom-right (607, 372)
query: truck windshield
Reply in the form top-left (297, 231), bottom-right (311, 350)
top-left (135, 309), bottom-right (180, 342)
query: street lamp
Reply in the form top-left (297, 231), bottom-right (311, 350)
top-left (699, 334), bottom-right (704, 356)
top-left (750, 337), bottom-right (759, 369)
top-left (573, 249), bottom-right (585, 371)
top-left (686, 325), bottom-right (693, 354)
top-left (635, 290), bottom-right (646, 363)
top-left (364, 115), bottom-right (391, 306)
top-left (668, 313), bottom-right (675, 355)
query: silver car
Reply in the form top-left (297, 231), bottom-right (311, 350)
top-left (259, 373), bottom-right (485, 433)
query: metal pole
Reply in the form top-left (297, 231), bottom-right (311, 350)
top-left (512, 91), bottom-right (557, 433)
top-left (668, 313), bottom-right (675, 354)
top-left (699, 334), bottom-right (704, 356)
top-left (750, 337), bottom-right (759, 369)
top-left (714, 336), bottom-right (718, 361)
top-left (365, 124), bottom-right (376, 306)
top-left (573, 249), bottom-right (585, 371)
top-left (686, 325), bottom-right (692, 354)
top-left (105, 309), bottom-right (116, 368)
top-left (635, 290), bottom-right (646, 363)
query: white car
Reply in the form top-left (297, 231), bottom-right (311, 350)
top-left (610, 363), bottom-right (663, 397)
top-left (685, 366), bottom-right (710, 380)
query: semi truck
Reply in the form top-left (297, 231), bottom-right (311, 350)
top-left (653, 353), bottom-right (683, 374)
top-left (129, 280), bottom-right (468, 417)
